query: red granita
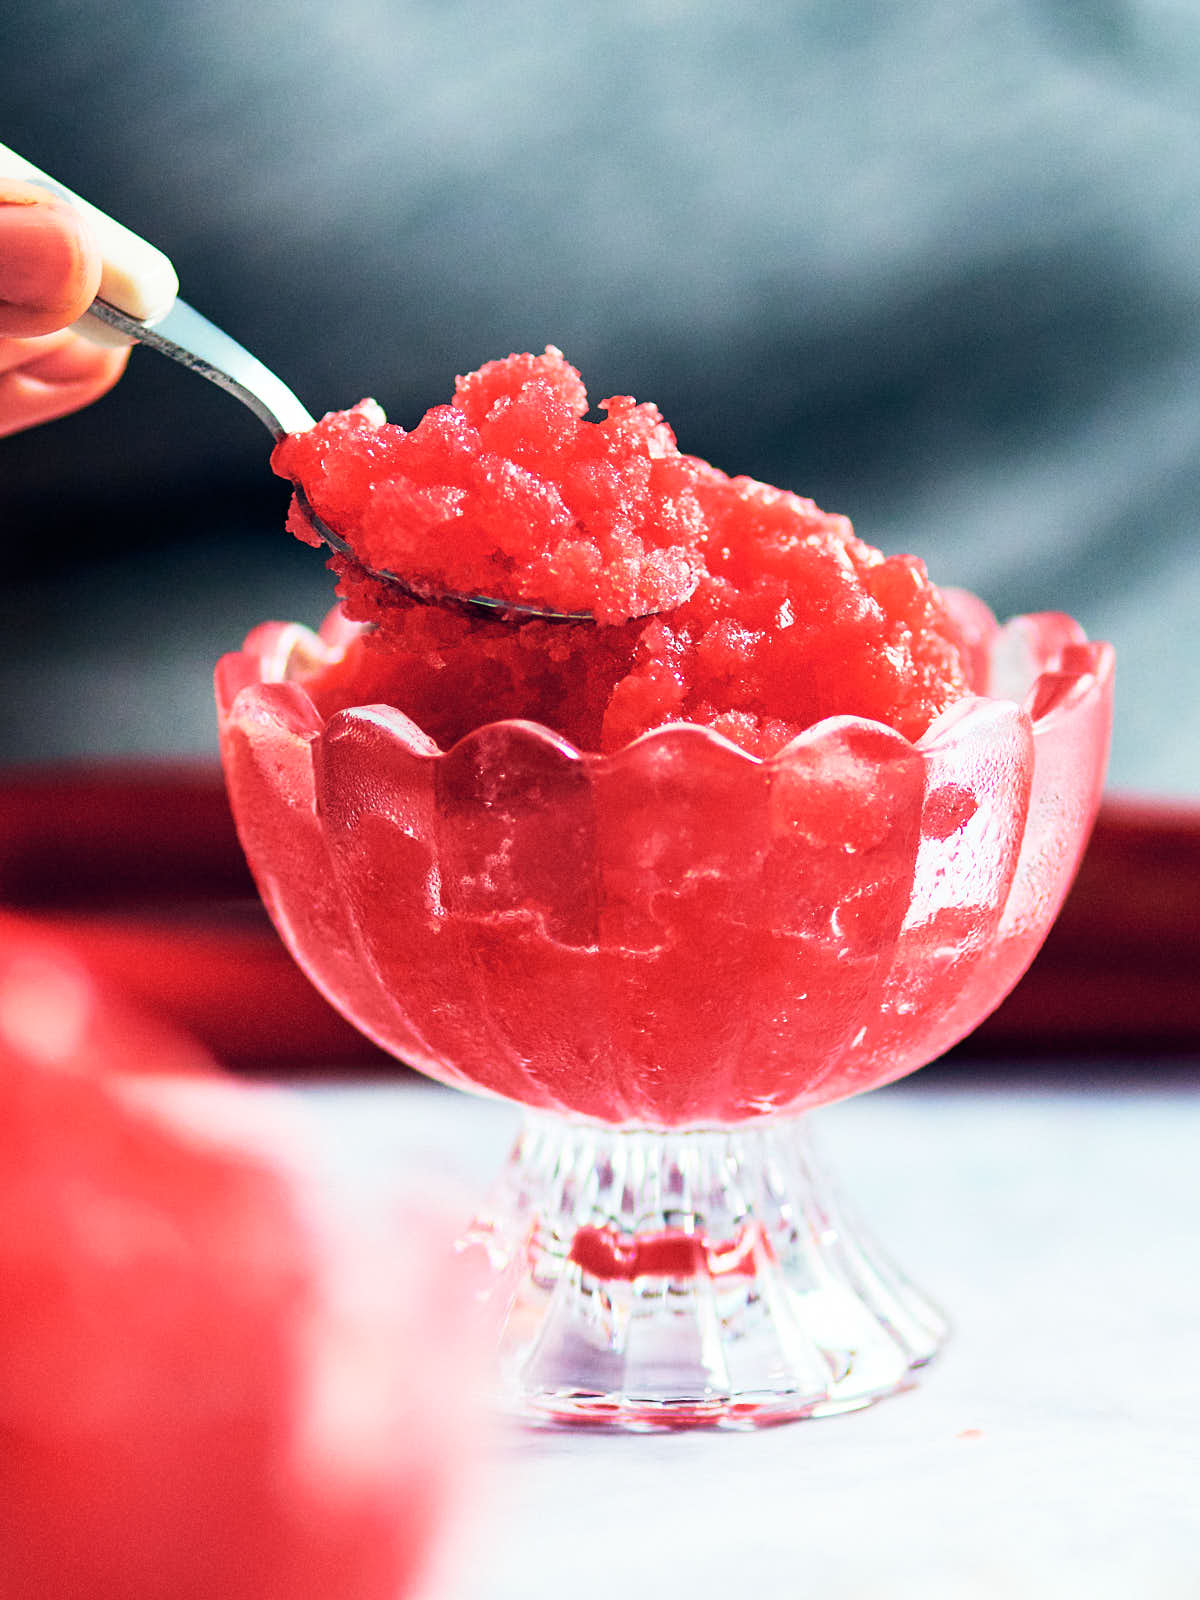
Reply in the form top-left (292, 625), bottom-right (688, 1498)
top-left (273, 349), bottom-right (973, 755)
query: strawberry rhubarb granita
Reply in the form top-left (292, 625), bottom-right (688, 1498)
top-left (224, 351), bottom-right (1112, 1425)
top-left (223, 342), bottom-right (1113, 1130)
top-left (271, 347), bottom-right (974, 756)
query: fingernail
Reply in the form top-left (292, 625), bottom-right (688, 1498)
top-left (0, 175), bottom-right (63, 207)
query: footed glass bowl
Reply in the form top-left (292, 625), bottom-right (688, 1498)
top-left (216, 592), bottom-right (1112, 1428)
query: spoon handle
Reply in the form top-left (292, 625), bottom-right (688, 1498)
top-left (0, 143), bottom-right (314, 440)
top-left (87, 296), bottom-right (316, 440)
top-left (0, 141), bottom-right (178, 343)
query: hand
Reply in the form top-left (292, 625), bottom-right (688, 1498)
top-left (0, 178), bottom-right (128, 437)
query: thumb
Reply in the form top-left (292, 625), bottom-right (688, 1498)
top-left (0, 178), bottom-right (102, 337)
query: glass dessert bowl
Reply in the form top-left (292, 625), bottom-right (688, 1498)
top-left (217, 591), bottom-right (1112, 1429)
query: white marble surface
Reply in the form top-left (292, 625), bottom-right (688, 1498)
top-left (289, 1077), bottom-right (1200, 1600)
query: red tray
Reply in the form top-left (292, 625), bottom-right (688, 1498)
top-left (1, 762), bottom-right (1196, 1070)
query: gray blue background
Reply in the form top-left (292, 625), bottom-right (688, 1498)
top-left (1, 1), bottom-right (1196, 794)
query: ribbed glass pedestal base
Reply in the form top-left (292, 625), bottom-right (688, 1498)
top-left (461, 1112), bottom-right (946, 1430)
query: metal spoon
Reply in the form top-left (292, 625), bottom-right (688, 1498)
top-left (83, 295), bottom-right (592, 622)
top-left (1, 142), bottom-right (590, 624)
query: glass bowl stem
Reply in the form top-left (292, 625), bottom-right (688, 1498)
top-left (461, 1110), bottom-right (947, 1429)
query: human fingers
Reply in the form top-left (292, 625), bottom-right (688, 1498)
top-left (0, 178), bottom-right (102, 337)
top-left (0, 328), bottom-right (127, 437)
top-left (0, 329), bottom-right (81, 377)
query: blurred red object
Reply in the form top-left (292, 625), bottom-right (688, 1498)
top-left (0, 763), bottom-right (381, 1071)
top-left (0, 760), bottom-right (1195, 1067)
top-left (0, 902), bottom-right (482, 1600)
top-left (0, 906), bottom-right (217, 1078)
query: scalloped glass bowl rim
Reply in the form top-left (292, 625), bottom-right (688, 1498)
top-left (228, 600), bottom-right (1112, 767)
